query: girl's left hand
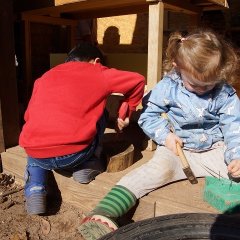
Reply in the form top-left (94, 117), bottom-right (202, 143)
top-left (116, 117), bottom-right (130, 132)
top-left (227, 159), bottom-right (240, 178)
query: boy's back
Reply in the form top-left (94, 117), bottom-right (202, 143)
top-left (20, 61), bottom-right (145, 159)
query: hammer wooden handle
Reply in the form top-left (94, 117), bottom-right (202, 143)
top-left (161, 112), bottom-right (198, 184)
top-left (176, 142), bottom-right (189, 169)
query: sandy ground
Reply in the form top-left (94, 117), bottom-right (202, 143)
top-left (0, 173), bottom-right (85, 240)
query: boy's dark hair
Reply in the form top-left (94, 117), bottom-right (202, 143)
top-left (65, 42), bottom-right (105, 64)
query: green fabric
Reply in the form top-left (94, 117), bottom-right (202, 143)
top-left (92, 185), bottom-right (137, 218)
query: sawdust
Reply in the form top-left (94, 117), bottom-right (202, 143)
top-left (0, 173), bottom-right (85, 240)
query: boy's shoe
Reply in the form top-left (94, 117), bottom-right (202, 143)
top-left (73, 157), bottom-right (105, 184)
top-left (24, 166), bottom-right (48, 215)
top-left (25, 185), bottom-right (47, 215)
top-left (78, 215), bottom-right (118, 240)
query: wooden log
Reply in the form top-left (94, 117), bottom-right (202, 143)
top-left (106, 143), bottom-right (134, 173)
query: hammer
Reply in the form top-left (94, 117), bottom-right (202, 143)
top-left (161, 113), bottom-right (198, 184)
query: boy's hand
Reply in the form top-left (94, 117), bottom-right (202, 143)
top-left (227, 159), bottom-right (240, 178)
top-left (165, 132), bottom-right (183, 155)
top-left (116, 117), bottom-right (130, 133)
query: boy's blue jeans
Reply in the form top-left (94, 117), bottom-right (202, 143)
top-left (25, 111), bottom-right (107, 197)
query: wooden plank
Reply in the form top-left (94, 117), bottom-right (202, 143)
top-left (132, 196), bottom-right (155, 221)
top-left (154, 198), bottom-right (217, 216)
top-left (3, 146), bottom-right (219, 220)
top-left (1, 146), bottom-right (155, 221)
top-left (6, 145), bottom-right (27, 157)
top-left (148, 178), bottom-right (219, 215)
top-left (0, 151), bottom-right (112, 212)
top-left (147, 2), bottom-right (164, 90)
top-left (1, 152), bottom-right (26, 185)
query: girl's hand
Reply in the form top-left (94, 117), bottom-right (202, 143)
top-left (116, 117), bottom-right (130, 133)
top-left (165, 132), bottom-right (183, 155)
top-left (227, 159), bottom-right (240, 178)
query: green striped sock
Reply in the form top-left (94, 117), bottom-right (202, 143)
top-left (92, 185), bottom-right (137, 218)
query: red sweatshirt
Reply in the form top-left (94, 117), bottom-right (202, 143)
top-left (19, 62), bottom-right (145, 158)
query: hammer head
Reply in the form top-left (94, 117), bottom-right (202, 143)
top-left (183, 167), bottom-right (198, 184)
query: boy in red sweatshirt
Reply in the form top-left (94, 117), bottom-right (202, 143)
top-left (19, 42), bottom-right (145, 215)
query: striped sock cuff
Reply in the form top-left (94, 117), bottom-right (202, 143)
top-left (93, 185), bottom-right (137, 218)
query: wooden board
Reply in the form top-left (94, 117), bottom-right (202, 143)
top-left (1, 145), bottom-right (155, 220)
top-left (1, 145), bottom-right (218, 221)
top-left (149, 178), bottom-right (219, 216)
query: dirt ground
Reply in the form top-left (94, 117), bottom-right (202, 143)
top-left (0, 173), bottom-right (85, 240)
top-left (0, 124), bottom-right (147, 240)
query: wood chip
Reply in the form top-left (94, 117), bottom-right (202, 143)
top-left (0, 187), bottom-right (23, 198)
top-left (3, 200), bottom-right (15, 210)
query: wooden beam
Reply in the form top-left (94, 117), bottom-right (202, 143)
top-left (23, 0), bottom-right (224, 18)
top-left (192, 0), bottom-right (229, 8)
top-left (66, 4), bottom-right (149, 19)
top-left (162, 0), bottom-right (201, 14)
top-left (147, 2), bottom-right (164, 90)
top-left (22, 14), bottom-right (78, 26)
top-left (22, 0), bottom-right (149, 16)
top-left (203, 5), bottom-right (229, 11)
top-left (206, 0), bottom-right (229, 7)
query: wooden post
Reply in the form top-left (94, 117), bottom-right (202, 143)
top-left (0, 0), bottom-right (20, 150)
top-left (145, 2), bottom-right (164, 151)
top-left (147, 1), bottom-right (164, 91)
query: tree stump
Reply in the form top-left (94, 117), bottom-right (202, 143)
top-left (104, 141), bottom-right (135, 173)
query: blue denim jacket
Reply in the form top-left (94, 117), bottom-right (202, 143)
top-left (138, 71), bottom-right (240, 164)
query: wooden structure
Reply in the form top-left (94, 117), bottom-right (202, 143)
top-left (21, 0), bottom-right (229, 95)
top-left (1, 145), bottom-right (219, 221)
top-left (17, 0), bottom-right (228, 153)
top-left (0, 0), bottom-right (229, 152)
top-left (0, 0), bottom-right (229, 222)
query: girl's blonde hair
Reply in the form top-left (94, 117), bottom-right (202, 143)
top-left (163, 29), bottom-right (240, 84)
